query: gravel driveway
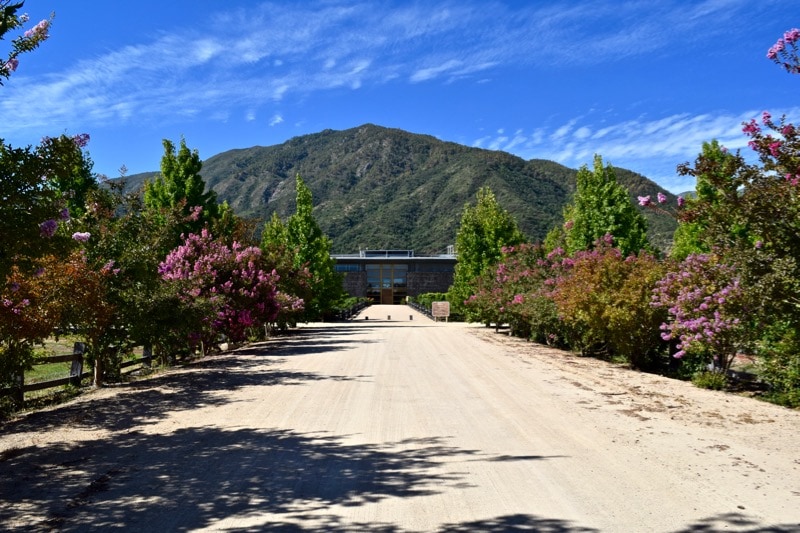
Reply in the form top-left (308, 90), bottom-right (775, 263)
top-left (1, 305), bottom-right (799, 532)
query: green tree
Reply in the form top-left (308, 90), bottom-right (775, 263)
top-left (264, 175), bottom-right (342, 321)
top-left (672, 140), bottom-right (741, 259)
top-left (449, 187), bottom-right (525, 314)
top-left (144, 137), bottom-right (219, 238)
top-left (0, 137), bottom-right (81, 280)
top-left (564, 155), bottom-right (650, 256)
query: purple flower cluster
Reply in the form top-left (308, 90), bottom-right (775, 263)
top-left (39, 219), bottom-right (58, 238)
top-left (72, 133), bottom-right (90, 148)
top-left (652, 254), bottom-right (746, 367)
top-left (72, 232), bottom-right (91, 242)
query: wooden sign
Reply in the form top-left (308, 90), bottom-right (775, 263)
top-left (431, 301), bottom-right (450, 319)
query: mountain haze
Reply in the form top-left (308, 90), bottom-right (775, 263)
top-left (122, 124), bottom-right (678, 254)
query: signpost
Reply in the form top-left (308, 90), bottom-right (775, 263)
top-left (431, 301), bottom-right (450, 322)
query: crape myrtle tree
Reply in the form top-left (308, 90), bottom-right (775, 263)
top-left (449, 187), bottom-right (526, 320)
top-left (651, 30), bottom-right (800, 401)
top-left (562, 155), bottom-right (651, 257)
top-left (159, 228), bottom-right (301, 351)
top-left (0, 1), bottom-right (52, 84)
top-left (262, 175), bottom-right (342, 322)
top-left (0, 133), bottom-right (99, 390)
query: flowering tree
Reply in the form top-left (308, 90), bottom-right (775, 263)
top-left (0, 1), bottom-right (52, 84)
top-left (652, 254), bottom-right (750, 374)
top-left (767, 27), bottom-right (800, 74)
top-left (160, 229), bottom-right (300, 348)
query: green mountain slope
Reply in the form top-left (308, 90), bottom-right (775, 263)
top-left (122, 124), bottom-right (677, 254)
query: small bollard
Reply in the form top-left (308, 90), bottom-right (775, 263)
top-left (410, 315), bottom-right (413, 320)
top-left (365, 316), bottom-right (369, 320)
top-left (388, 315), bottom-right (391, 320)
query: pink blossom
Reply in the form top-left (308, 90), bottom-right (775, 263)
top-left (762, 111), bottom-right (772, 125)
top-left (24, 19), bottom-right (50, 39)
top-left (769, 141), bottom-right (782, 157)
top-left (637, 195), bottom-right (652, 206)
top-left (657, 192), bottom-right (667, 204)
top-left (742, 119), bottom-right (760, 135)
top-left (784, 28), bottom-right (800, 43)
top-left (4, 58), bottom-right (19, 72)
top-left (677, 196), bottom-right (686, 207)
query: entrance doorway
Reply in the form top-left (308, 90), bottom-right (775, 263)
top-left (367, 264), bottom-right (408, 304)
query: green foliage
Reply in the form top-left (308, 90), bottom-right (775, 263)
top-left (449, 187), bottom-right (525, 315)
top-left (564, 155), bottom-right (651, 256)
top-left (672, 140), bottom-right (738, 259)
top-left (411, 292), bottom-right (449, 310)
top-left (0, 137), bottom-right (82, 279)
top-left (144, 137), bottom-right (219, 241)
top-left (552, 238), bottom-right (668, 369)
top-left (262, 175), bottom-right (342, 321)
top-left (757, 321), bottom-right (800, 408)
top-left (692, 371), bottom-right (728, 391)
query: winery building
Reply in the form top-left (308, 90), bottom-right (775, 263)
top-left (332, 249), bottom-right (456, 304)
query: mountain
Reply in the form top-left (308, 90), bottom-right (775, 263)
top-left (121, 124), bottom-right (678, 254)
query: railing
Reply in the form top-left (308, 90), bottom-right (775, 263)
top-left (336, 300), bottom-right (371, 320)
top-left (1, 342), bottom-right (153, 408)
top-left (408, 302), bottom-right (433, 319)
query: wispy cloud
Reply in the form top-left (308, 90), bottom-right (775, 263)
top-left (269, 113), bottom-right (284, 126)
top-left (472, 107), bottom-right (800, 192)
top-left (1, 0), bottom-right (759, 137)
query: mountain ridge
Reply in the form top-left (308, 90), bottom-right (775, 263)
top-left (120, 123), bottom-right (678, 254)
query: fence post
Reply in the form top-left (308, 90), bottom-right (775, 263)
top-left (142, 343), bottom-right (152, 369)
top-left (69, 342), bottom-right (85, 387)
top-left (10, 372), bottom-right (23, 408)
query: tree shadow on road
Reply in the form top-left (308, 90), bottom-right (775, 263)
top-left (673, 512), bottom-right (800, 532)
top-left (0, 352), bottom-right (360, 435)
top-left (0, 427), bottom-right (516, 531)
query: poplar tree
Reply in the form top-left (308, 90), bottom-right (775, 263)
top-left (264, 175), bottom-right (342, 321)
top-left (564, 155), bottom-right (650, 256)
top-left (449, 187), bottom-right (526, 312)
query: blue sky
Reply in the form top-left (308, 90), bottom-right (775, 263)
top-left (2, 0), bottom-right (798, 193)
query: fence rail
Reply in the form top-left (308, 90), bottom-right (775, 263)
top-left (1, 342), bottom-right (152, 408)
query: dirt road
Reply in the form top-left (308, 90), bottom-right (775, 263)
top-left (1, 305), bottom-right (799, 532)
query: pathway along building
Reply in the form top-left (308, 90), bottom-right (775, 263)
top-left (332, 250), bottom-right (456, 304)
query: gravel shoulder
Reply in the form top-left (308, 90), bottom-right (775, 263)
top-left (1, 305), bottom-right (799, 532)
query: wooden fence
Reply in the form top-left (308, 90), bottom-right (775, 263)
top-left (1, 342), bottom-right (152, 408)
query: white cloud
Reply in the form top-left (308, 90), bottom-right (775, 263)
top-left (269, 114), bottom-right (284, 126)
top-left (473, 106), bottom-right (800, 193)
top-left (0, 0), bottom-right (764, 138)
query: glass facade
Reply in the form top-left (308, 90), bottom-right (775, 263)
top-left (366, 263), bottom-right (408, 304)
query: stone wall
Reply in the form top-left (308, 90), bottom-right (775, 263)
top-left (342, 272), bottom-right (368, 297)
top-left (407, 272), bottom-right (453, 297)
